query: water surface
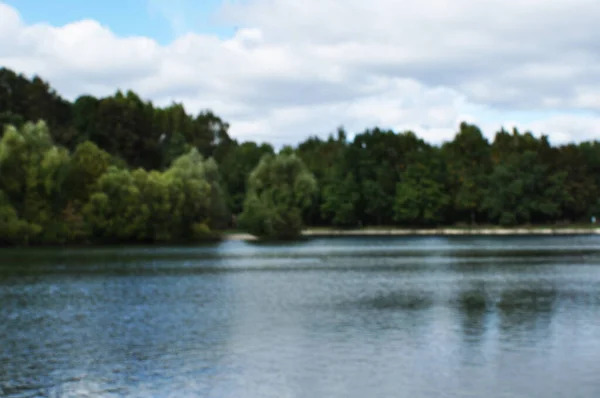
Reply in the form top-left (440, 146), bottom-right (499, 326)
top-left (2, 236), bottom-right (600, 397)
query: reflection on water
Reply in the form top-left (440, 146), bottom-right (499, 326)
top-left (2, 236), bottom-right (600, 397)
top-left (457, 286), bottom-right (490, 343)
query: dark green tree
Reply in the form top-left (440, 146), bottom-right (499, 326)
top-left (239, 153), bottom-right (317, 239)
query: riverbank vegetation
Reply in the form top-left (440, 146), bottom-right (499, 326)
top-left (2, 67), bottom-right (600, 244)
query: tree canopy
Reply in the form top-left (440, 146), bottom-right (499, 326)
top-left (2, 66), bottom-right (600, 245)
top-left (239, 153), bottom-right (317, 239)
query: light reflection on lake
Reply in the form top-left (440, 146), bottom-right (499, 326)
top-left (1, 236), bottom-right (600, 397)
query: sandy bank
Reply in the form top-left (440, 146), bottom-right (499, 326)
top-left (223, 227), bottom-right (600, 241)
top-left (223, 233), bottom-right (258, 241)
top-left (302, 228), bottom-right (600, 237)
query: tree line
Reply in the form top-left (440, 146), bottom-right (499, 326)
top-left (1, 66), bottom-right (600, 244)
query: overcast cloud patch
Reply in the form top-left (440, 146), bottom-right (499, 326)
top-left (2, 0), bottom-right (600, 145)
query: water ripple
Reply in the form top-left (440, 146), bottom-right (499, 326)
top-left (2, 236), bottom-right (600, 397)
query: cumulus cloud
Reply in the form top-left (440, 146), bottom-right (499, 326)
top-left (1, 0), bottom-right (600, 146)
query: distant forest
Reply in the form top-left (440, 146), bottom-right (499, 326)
top-left (1, 66), bottom-right (600, 245)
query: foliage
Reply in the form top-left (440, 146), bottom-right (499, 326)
top-left (393, 161), bottom-right (450, 226)
top-left (239, 153), bottom-right (317, 239)
top-left (0, 121), bottom-right (227, 245)
top-left (2, 66), bottom-right (600, 245)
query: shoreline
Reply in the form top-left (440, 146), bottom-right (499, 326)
top-left (302, 227), bottom-right (600, 237)
top-left (225, 227), bottom-right (600, 241)
top-left (222, 233), bottom-right (258, 241)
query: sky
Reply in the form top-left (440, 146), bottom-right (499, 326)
top-left (2, 0), bottom-right (600, 146)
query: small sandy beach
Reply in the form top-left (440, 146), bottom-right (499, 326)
top-left (223, 233), bottom-right (258, 241)
top-left (302, 227), bottom-right (600, 236)
top-left (223, 227), bottom-right (600, 240)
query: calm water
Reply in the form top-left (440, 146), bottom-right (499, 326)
top-left (2, 236), bottom-right (600, 397)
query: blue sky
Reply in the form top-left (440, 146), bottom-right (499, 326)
top-left (3, 0), bottom-right (234, 43)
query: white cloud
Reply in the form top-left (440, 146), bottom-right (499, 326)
top-left (2, 0), bottom-right (600, 146)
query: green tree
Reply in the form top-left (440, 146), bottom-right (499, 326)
top-left (296, 129), bottom-right (351, 226)
top-left (393, 161), bottom-right (449, 226)
top-left (0, 68), bottom-right (72, 145)
top-left (239, 153), bottom-right (317, 239)
top-left (0, 121), bottom-right (72, 243)
top-left (218, 141), bottom-right (274, 215)
top-left (132, 169), bottom-right (173, 242)
top-left (442, 122), bottom-right (491, 224)
top-left (83, 167), bottom-right (149, 242)
top-left (163, 149), bottom-right (223, 241)
top-left (321, 172), bottom-right (360, 227)
top-left (65, 141), bottom-right (112, 205)
top-left (5, 63), bottom-right (600, 244)
top-left (482, 151), bottom-right (569, 226)
top-left (0, 190), bottom-right (39, 246)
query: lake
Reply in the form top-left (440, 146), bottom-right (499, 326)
top-left (1, 236), bottom-right (600, 397)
